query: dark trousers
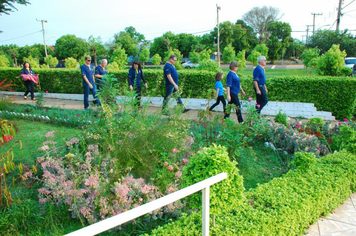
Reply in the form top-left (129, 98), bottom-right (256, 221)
top-left (83, 81), bottom-right (101, 109)
top-left (134, 86), bottom-right (142, 107)
top-left (209, 95), bottom-right (226, 112)
top-left (162, 85), bottom-right (183, 110)
top-left (254, 85), bottom-right (268, 114)
top-left (96, 78), bottom-right (107, 91)
top-left (224, 93), bottom-right (243, 123)
top-left (24, 80), bottom-right (35, 99)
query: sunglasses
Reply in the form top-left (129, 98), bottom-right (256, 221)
top-left (86, 59), bottom-right (91, 62)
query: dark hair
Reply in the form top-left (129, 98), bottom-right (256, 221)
top-left (229, 61), bottom-right (239, 70)
top-left (23, 61), bottom-right (32, 70)
top-left (132, 60), bottom-right (141, 70)
top-left (169, 55), bottom-right (177, 60)
top-left (215, 72), bottom-right (223, 81)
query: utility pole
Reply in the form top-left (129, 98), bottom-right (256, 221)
top-left (311, 13), bottom-right (323, 34)
top-left (336, 0), bottom-right (343, 31)
top-left (306, 25), bottom-right (313, 44)
top-left (216, 4), bottom-right (221, 66)
top-left (37, 19), bottom-right (48, 58)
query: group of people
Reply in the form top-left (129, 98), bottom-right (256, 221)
top-left (20, 54), bottom-right (268, 120)
top-left (209, 55), bottom-right (268, 123)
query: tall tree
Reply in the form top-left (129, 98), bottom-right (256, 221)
top-left (267, 21), bottom-right (292, 63)
top-left (235, 20), bottom-right (258, 54)
top-left (150, 32), bottom-right (178, 59)
top-left (54, 35), bottom-right (89, 60)
top-left (113, 26), bottom-right (145, 57)
top-left (0, 0), bottom-right (30, 15)
top-left (88, 35), bottom-right (107, 66)
top-left (176, 33), bottom-right (199, 58)
top-left (242, 6), bottom-right (283, 43)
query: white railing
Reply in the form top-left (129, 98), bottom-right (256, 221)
top-left (65, 172), bottom-right (228, 236)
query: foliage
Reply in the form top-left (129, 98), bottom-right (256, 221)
top-left (300, 47), bottom-right (319, 69)
top-left (188, 51), bottom-right (200, 63)
top-left (138, 47), bottom-right (150, 66)
top-left (0, 55), bottom-right (10, 68)
top-left (196, 59), bottom-right (220, 72)
top-left (65, 57), bottom-right (79, 69)
top-left (222, 44), bottom-right (236, 63)
top-left (107, 61), bottom-right (119, 70)
top-left (111, 46), bottom-right (128, 70)
top-left (274, 109), bottom-right (287, 127)
top-left (235, 50), bottom-right (246, 69)
top-left (292, 152), bottom-right (317, 171)
top-left (113, 26), bottom-right (145, 57)
top-left (54, 35), bottom-right (90, 61)
top-left (23, 55), bottom-right (40, 68)
top-left (247, 44), bottom-right (268, 65)
top-left (329, 121), bottom-right (356, 153)
top-left (44, 55), bottom-right (59, 67)
top-left (267, 21), bottom-right (292, 63)
top-left (247, 50), bottom-right (261, 66)
top-left (164, 49), bottom-right (183, 70)
top-left (87, 35), bottom-right (107, 67)
top-left (316, 44), bottom-right (351, 76)
top-left (150, 54), bottom-right (162, 66)
top-left (0, 0), bottom-right (30, 15)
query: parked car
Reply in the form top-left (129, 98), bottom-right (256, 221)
top-left (345, 57), bottom-right (356, 69)
top-left (182, 61), bottom-right (199, 68)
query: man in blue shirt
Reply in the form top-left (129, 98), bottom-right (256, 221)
top-left (162, 55), bottom-right (190, 113)
top-left (253, 55), bottom-right (268, 114)
top-left (94, 59), bottom-right (108, 91)
top-left (81, 55), bottom-right (101, 109)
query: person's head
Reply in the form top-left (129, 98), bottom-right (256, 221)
top-left (168, 55), bottom-right (178, 64)
top-left (132, 60), bottom-right (141, 70)
top-left (257, 56), bottom-right (267, 66)
top-left (215, 72), bottom-right (223, 81)
top-left (84, 55), bottom-right (91, 65)
top-left (23, 62), bottom-right (31, 70)
top-left (229, 61), bottom-right (239, 71)
top-left (101, 59), bottom-right (107, 67)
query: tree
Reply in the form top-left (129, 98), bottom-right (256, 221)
top-left (107, 61), bottom-right (119, 70)
top-left (0, 55), bottom-right (10, 67)
top-left (247, 44), bottom-right (268, 65)
top-left (111, 46), bottom-right (128, 70)
top-left (195, 34), bottom-right (215, 52)
top-left (188, 51), bottom-right (200, 63)
top-left (300, 47), bottom-right (319, 69)
top-left (44, 55), bottom-right (58, 67)
top-left (65, 57), bottom-right (79, 69)
top-left (235, 20), bottom-right (258, 53)
top-left (267, 22), bottom-right (292, 63)
top-left (88, 35), bottom-right (107, 67)
top-left (23, 55), bottom-right (39, 68)
top-left (242, 6), bottom-right (283, 43)
top-left (54, 35), bottom-right (89, 60)
top-left (316, 44), bottom-right (350, 76)
top-left (0, 0), bottom-right (30, 15)
top-left (236, 50), bottom-right (247, 69)
top-left (307, 30), bottom-right (356, 57)
top-left (285, 38), bottom-right (306, 59)
top-left (150, 54), bottom-right (162, 66)
top-left (164, 49), bottom-right (183, 70)
top-left (113, 27), bottom-right (145, 57)
top-left (175, 33), bottom-right (199, 58)
top-left (138, 47), bottom-right (150, 66)
top-left (8, 48), bottom-right (18, 67)
top-left (222, 44), bottom-right (236, 63)
top-left (150, 32), bottom-right (178, 59)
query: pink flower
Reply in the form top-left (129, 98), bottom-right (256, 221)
top-left (163, 161), bottom-right (169, 166)
top-left (344, 118), bottom-right (349, 122)
top-left (139, 198), bottom-right (143, 202)
top-left (46, 91), bottom-right (48, 93)
top-left (172, 148), bottom-right (178, 153)
top-left (248, 97), bottom-right (252, 101)
top-left (182, 158), bottom-right (188, 164)
top-left (316, 147), bottom-right (320, 150)
top-left (167, 165), bottom-right (173, 171)
top-left (338, 122), bottom-right (341, 125)
top-left (256, 104), bottom-right (261, 108)
top-left (77, 114), bottom-right (80, 116)
top-left (295, 123), bottom-right (300, 128)
top-left (175, 171), bottom-right (182, 178)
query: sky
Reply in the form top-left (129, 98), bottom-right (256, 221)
top-left (0, 0), bottom-right (355, 47)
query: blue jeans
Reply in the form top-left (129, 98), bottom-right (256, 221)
top-left (83, 81), bottom-right (101, 109)
top-left (162, 85), bottom-right (183, 110)
top-left (255, 85), bottom-right (268, 114)
top-left (224, 93), bottom-right (243, 123)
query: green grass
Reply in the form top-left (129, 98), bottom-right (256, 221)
top-left (0, 119), bottom-right (82, 164)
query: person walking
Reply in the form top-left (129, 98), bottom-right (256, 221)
top-left (209, 71), bottom-right (226, 113)
top-left (20, 61), bottom-right (37, 101)
top-left (253, 55), bottom-right (268, 114)
top-left (128, 60), bottom-right (148, 107)
top-left (81, 55), bottom-right (101, 109)
top-left (224, 61), bottom-right (245, 123)
top-left (162, 55), bottom-right (190, 113)
top-left (94, 59), bottom-right (108, 91)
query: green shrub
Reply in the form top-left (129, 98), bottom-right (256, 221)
top-left (292, 152), bottom-right (318, 170)
top-left (274, 109), bottom-right (288, 127)
top-left (65, 57), bottom-right (79, 68)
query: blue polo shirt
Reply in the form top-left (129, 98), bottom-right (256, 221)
top-left (215, 81), bottom-right (224, 96)
top-left (20, 68), bottom-right (34, 75)
top-left (253, 65), bottom-right (266, 85)
top-left (95, 65), bottom-right (107, 77)
top-left (164, 62), bottom-right (178, 86)
top-left (81, 64), bottom-right (94, 83)
top-left (128, 67), bottom-right (146, 87)
top-left (226, 71), bottom-right (240, 95)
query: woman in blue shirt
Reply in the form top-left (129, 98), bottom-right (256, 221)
top-left (20, 61), bottom-right (35, 100)
top-left (128, 60), bottom-right (148, 107)
top-left (209, 72), bottom-right (226, 113)
top-left (224, 61), bottom-right (246, 123)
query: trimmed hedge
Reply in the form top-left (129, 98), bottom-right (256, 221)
top-left (144, 149), bottom-right (356, 236)
top-left (1, 68), bottom-right (356, 119)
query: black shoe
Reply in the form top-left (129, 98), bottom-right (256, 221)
top-left (183, 108), bottom-right (191, 113)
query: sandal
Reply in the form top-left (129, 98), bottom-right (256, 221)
top-left (24, 96), bottom-right (27, 100)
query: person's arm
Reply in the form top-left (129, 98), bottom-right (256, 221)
top-left (215, 88), bottom-right (219, 100)
top-left (226, 87), bottom-right (231, 102)
top-left (240, 86), bottom-right (246, 96)
top-left (94, 67), bottom-right (104, 78)
top-left (253, 81), bottom-right (261, 95)
top-left (264, 84), bottom-right (268, 93)
top-left (81, 67), bottom-right (93, 89)
top-left (167, 74), bottom-right (178, 90)
top-left (141, 70), bottom-right (148, 89)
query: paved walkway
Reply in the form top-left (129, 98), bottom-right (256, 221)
top-left (1, 93), bottom-right (354, 235)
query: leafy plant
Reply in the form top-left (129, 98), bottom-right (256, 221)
top-left (274, 109), bottom-right (288, 127)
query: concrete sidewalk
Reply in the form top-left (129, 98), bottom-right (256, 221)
top-left (1, 93), bottom-right (354, 235)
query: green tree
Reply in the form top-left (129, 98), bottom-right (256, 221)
top-left (138, 47), bottom-right (150, 66)
top-left (0, 55), bottom-right (10, 67)
top-left (111, 46), bottom-right (128, 70)
top-left (150, 32), bottom-right (178, 59)
top-left (65, 57), bottom-right (79, 69)
top-left (236, 50), bottom-right (247, 69)
top-left (267, 21), bottom-right (292, 63)
top-left (176, 33), bottom-right (199, 58)
top-left (300, 47), bottom-right (319, 69)
top-left (188, 51), bottom-right (200, 63)
top-left (164, 49), bottom-right (183, 70)
top-left (113, 27), bottom-right (145, 57)
top-left (54, 35), bottom-right (89, 60)
top-left (199, 49), bottom-right (212, 61)
top-left (316, 44), bottom-right (350, 76)
top-left (235, 20), bottom-right (258, 53)
top-left (247, 44), bottom-right (268, 65)
top-left (0, 0), bottom-right (30, 15)
top-left (242, 6), bottom-right (283, 43)
top-left (88, 35), bottom-right (107, 67)
top-left (285, 38), bottom-right (306, 59)
top-left (44, 55), bottom-right (58, 67)
top-left (150, 54), bottom-right (162, 66)
top-left (195, 34), bottom-right (215, 52)
top-left (23, 55), bottom-right (39, 68)
top-left (222, 44), bottom-right (236, 63)
top-left (107, 61), bottom-right (119, 70)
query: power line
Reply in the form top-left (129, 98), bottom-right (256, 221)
top-left (0, 30), bottom-right (42, 43)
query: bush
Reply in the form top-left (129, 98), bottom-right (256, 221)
top-left (65, 57), bottom-right (79, 69)
top-left (0, 55), bottom-right (10, 68)
top-left (274, 109), bottom-right (288, 127)
top-left (316, 44), bottom-right (350, 76)
top-left (150, 54), bottom-right (162, 66)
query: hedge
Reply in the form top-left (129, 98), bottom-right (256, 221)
top-left (144, 148), bottom-right (356, 236)
top-left (1, 68), bottom-right (356, 119)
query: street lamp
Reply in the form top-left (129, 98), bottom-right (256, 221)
top-left (216, 4), bottom-right (221, 66)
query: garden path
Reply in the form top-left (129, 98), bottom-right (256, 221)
top-left (1, 93), bottom-right (352, 235)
